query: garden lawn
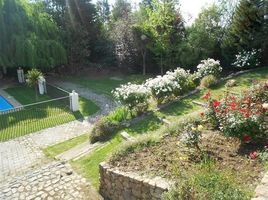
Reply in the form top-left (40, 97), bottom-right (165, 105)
top-left (0, 86), bottom-right (99, 141)
top-left (67, 74), bottom-right (150, 97)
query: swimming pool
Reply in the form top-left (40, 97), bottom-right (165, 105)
top-left (0, 95), bottom-right (14, 111)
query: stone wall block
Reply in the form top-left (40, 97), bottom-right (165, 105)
top-left (99, 162), bottom-right (173, 200)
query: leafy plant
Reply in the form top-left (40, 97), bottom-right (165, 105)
top-left (200, 75), bottom-right (217, 88)
top-left (89, 117), bottom-right (120, 143)
top-left (26, 68), bottom-right (43, 101)
top-left (181, 123), bottom-right (203, 151)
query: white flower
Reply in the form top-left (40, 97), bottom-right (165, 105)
top-left (262, 103), bottom-right (268, 109)
top-left (196, 58), bottom-right (222, 79)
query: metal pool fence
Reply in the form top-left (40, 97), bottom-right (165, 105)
top-left (0, 84), bottom-right (80, 142)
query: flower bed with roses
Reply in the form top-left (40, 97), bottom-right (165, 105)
top-left (202, 81), bottom-right (268, 142)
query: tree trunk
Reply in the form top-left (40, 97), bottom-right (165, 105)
top-left (160, 54), bottom-right (164, 75)
top-left (35, 85), bottom-right (38, 102)
top-left (142, 50), bottom-right (146, 76)
top-left (2, 66), bottom-right (7, 74)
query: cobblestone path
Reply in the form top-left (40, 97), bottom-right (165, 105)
top-left (0, 82), bottom-right (114, 199)
top-left (0, 162), bottom-right (102, 200)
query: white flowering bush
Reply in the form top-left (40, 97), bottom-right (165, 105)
top-left (166, 68), bottom-right (195, 95)
top-left (196, 58), bottom-right (222, 79)
top-left (232, 49), bottom-right (261, 68)
top-left (145, 75), bottom-right (180, 105)
top-left (112, 83), bottom-right (151, 114)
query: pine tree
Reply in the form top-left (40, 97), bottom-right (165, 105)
top-left (228, 0), bottom-right (263, 49)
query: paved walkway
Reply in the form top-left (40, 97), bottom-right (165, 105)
top-left (0, 81), bottom-right (114, 199)
top-left (0, 162), bottom-right (102, 200)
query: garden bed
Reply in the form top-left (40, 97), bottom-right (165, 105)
top-left (109, 131), bottom-right (266, 196)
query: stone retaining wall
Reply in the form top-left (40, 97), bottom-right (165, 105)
top-left (99, 162), bottom-right (173, 200)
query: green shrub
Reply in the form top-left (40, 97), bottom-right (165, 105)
top-left (89, 118), bottom-right (120, 143)
top-left (90, 107), bottom-right (133, 143)
top-left (106, 107), bottom-right (130, 123)
top-left (200, 75), bottom-right (217, 88)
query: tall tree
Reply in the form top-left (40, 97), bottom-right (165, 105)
top-left (144, 0), bottom-right (184, 74)
top-left (96, 0), bottom-right (110, 23)
top-left (180, 4), bottom-right (223, 67)
top-left (45, 0), bottom-right (104, 69)
top-left (227, 0), bottom-right (263, 49)
top-left (111, 0), bottom-right (131, 21)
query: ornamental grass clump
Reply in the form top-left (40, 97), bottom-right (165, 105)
top-left (145, 74), bottom-right (180, 105)
top-left (200, 75), bottom-right (217, 89)
top-left (202, 82), bottom-right (268, 142)
top-left (196, 58), bottom-right (222, 79)
top-left (112, 83), bottom-right (151, 115)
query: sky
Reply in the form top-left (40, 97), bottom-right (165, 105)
top-left (92, 0), bottom-right (217, 24)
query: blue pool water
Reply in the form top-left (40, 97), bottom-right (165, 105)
top-left (0, 96), bottom-right (13, 111)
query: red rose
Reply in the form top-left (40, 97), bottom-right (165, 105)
top-left (214, 108), bottom-right (220, 113)
top-left (229, 102), bottom-right (237, 110)
top-left (202, 91), bottom-right (211, 101)
top-left (213, 100), bottom-right (221, 108)
top-left (243, 135), bottom-right (252, 143)
top-left (249, 151), bottom-right (258, 160)
top-left (240, 108), bottom-right (247, 113)
top-left (244, 112), bottom-right (250, 118)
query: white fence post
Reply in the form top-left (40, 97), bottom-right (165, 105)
top-left (38, 76), bottom-right (46, 95)
top-left (69, 90), bottom-right (79, 112)
top-left (17, 68), bottom-right (25, 83)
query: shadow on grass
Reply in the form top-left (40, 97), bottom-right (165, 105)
top-left (160, 98), bottom-right (199, 117)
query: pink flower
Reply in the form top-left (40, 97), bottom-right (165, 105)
top-left (250, 151), bottom-right (258, 160)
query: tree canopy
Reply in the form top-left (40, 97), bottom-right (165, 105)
top-left (0, 0), bottom-right (66, 69)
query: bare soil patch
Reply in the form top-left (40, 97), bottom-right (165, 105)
top-left (109, 131), bottom-right (266, 187)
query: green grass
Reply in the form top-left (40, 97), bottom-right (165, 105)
top-left (68, 74), bottom-right (150, 97)
top-left (5, 86), bottom-right (52, 104)
top-left (195, 67), bottom-right (268, 102)
top-left (71, 134), bottom-right (122, 188)
top-left (43, 134), bottom-right (89, 159)
top-left (0, 86), bottom-right (99, 141)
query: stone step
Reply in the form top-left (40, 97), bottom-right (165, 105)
top-left (120, 131), bottom-right (135, 141)
top-left (192, 100), bottom-right (206, 107)
top-left (55, 142), bottom-right (102, 161)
